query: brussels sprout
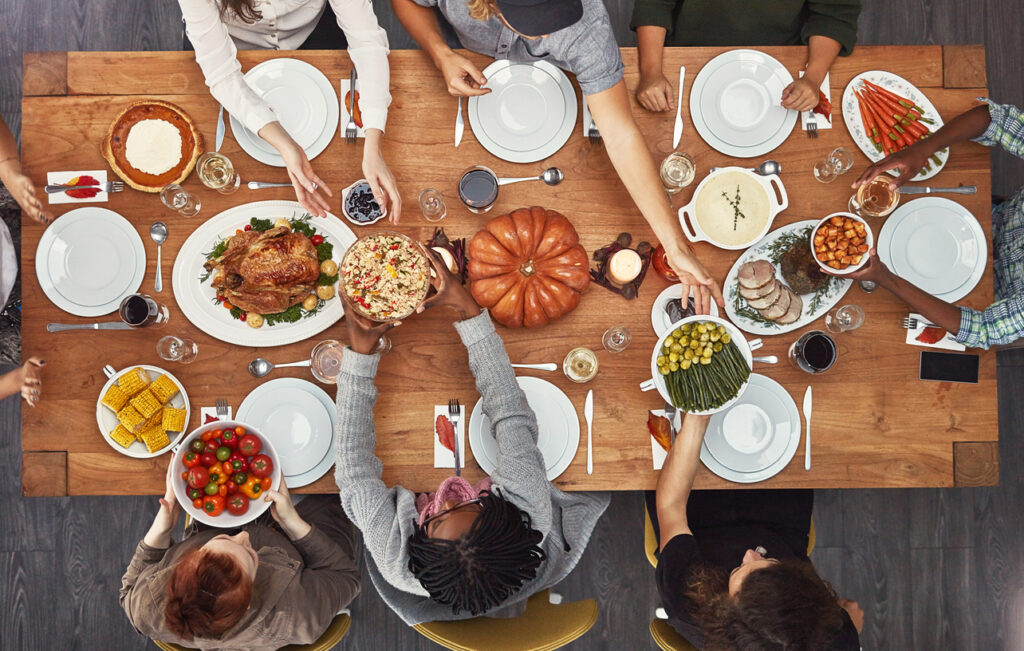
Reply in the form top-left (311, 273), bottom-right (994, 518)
top-left (671, 329), bottom-right (683, 338)
top-left (657, 355), bottom-right (667, 365)
top-left (659, 366), bottom-right (671, 375)
top-left (669, 362), bottom-right (679, 372)
top-left (668, 352), bottom-right (680, 363)
top-left (680, 359), bottom-right (692, 370)
top-left (700, 356), bottom-right (712, 365)
top-left (721, 333), bottom-right (732, 344)
top-left (713, 342), bottom-right (723, 352)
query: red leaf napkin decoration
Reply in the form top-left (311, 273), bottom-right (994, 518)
top-left (647, 412), bottom-right (672, 452)
top-left (204, 413), bottom-right (219, 424)
top-left (916, 326), bottom-right (946, 344)
top-left (65, 175), bottom-right (100, 199)
top-left (813, 90), bottom-right (832, 122)
top-left (436, 415), bottom-right (455, 453)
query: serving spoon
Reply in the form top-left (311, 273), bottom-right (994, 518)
top-left (497, 167), bottom-right (564, 187)
top-left (248, 357), bottom-right (311, 378)
top-left (756, 160), bottom-right (782, 176)
top-left (150, 222), bottom-right (168, 293)
top-left (511, 363), bottom-right (558, 371)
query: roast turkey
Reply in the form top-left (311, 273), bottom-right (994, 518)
top-left (204, 226), bottom-right (319, 314)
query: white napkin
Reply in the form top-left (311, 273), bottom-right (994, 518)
top-left (46, 170), bottom-right (108, 204)
top-left (199, 406), bottom-right (233, 423)
top-left (904, 313), bottom-right (966, 351)
top-left (338, 79), bottom-right (367, 139)
top-left (433, 404), bottom-right (465, 469)
top-left (799, 71), bottom-right (832, 130)
top-left (650, 408), bottom-right (682, 470)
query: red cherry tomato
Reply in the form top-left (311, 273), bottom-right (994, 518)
top-left (193, 498), bottom-right (204, 509)
top-left (226, 480), bottom-right (239, 495)
top-left (181, 471), bottom-right (188, 481)
top-left (250, 454), bottom-right (273, 479)
top-left (182, 451), bottom-right (200, 468)
top-left (238, 434), bottom-right (262, 457)
top-left (204, 439), bottom-right (221, 454)
top-left (226, 493), bottom-right (250, 516)
top-left (186, 466), bottom-right (209, 490)
top-left (199, 452), bottom-right (218, 468)
top-left (311, 234), bottom-right (324, 246)
top-left (202, 430), bottom-right (220, 442)
top-left (260, 477), bottom-right (271, 490)
top-left (244, 224), bottom-right (252, 231)
top-left (239, 311), bottom-right (248, 321)
top-left (235, 426), bottom-right (246, 436)
top-left (218, 484), bottom-right (228, 497)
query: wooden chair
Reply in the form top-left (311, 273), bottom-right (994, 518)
top-left (153, 611), bottom-right (351, 651)
top-left (412, 589), bottom-right (598, 651)
top-left (643, 503), bottom-right (816, 651)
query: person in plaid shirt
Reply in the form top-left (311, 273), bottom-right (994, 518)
top-left (835, 99), bottom-right (1024, 349)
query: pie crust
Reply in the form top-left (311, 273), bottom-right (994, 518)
top-left (102, 100), bottom-right (203, 193)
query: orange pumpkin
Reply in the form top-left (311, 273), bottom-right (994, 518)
top-left (468, 206), bottom-right (590, 328)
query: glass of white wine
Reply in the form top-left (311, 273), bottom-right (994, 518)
top-left (563, 347), bottom-right (599, 383)
top-left (197, 152), bottom-right (240, 195)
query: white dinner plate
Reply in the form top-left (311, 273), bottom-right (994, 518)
top-left (650, 285), bottom-right (719, 336)
top-left (35, 207), bottom-right (145, 317)
top-left (236, 378), bottom-right (336, 487)
top-left (841, 70), bottom-right (946, 182)
top-left (700, 374), bottom-right (800, 483)
top-left (468, 376), bottom-right (580, 481)
top-left (230, 58), bottom-right (339, 167)
top-left (723, 220), bottom-right (853, 336)
top-left (171, 200), bottom-right (356, 347)
top-left (468, 60), bottom-right (578, 164)
top-left (690, 50), bottom-right (798, 158)
top-left (878, 197), bottom-right (986, 302)
top-left (95, 365), bottom-right (190, 459)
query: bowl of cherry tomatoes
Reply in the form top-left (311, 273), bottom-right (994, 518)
top-left (171, 421), bottom-right (281, 527)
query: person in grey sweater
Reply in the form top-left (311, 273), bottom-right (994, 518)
top-left (333, 251), bottom-right (610, 625)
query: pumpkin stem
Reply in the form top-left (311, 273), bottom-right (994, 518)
top-left (520, 259), bottom-right (536, 276)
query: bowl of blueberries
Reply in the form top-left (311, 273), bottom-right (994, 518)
top-left (341, 179), bottom-right (387, 226)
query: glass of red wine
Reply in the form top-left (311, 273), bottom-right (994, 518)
top-left (788, 330), bottom-right (837, 374)
top-left (458, 166), bottom-right (498, 214)
top-left (119, 294), bottom-right (169, 328)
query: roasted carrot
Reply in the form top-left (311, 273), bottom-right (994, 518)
top-left (861, 91), bottom-right (917, 148)
top-left (867, 89), bottom-right (930, 137)
top-left (858, 92), bottom-right (892, 155)
top-left (862, 79), bottom-right (930, 120)
top-left (857, 93), bottom-right (882, 148)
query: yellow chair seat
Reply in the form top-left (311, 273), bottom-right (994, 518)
top-left (154, 611), bottom-right (351, 651)
top-left (412, 589), bottom-right (598, 651)
top-left (650, 618), bottom-right (698, 651)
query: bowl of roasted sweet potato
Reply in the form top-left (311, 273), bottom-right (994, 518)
top-left (810, 213), bottom-right (873, 275)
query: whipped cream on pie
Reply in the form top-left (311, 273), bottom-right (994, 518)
top-left (124, 119), bottom-right (182, 176)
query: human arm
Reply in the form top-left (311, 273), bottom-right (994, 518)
top-left (655, 414), bottom-right (709, 551)
top-left (0, 357), bottom-right (44, 406)
top-left (121, 460), bottom-right (180, 616)
top-left (634, 26), bottom-right (673, 112)
top-left (362, 128), bottom-right (402, 223)
top-left (391, 0), bottom-right (490, 96)
top-left (781, 36), bottom-right (841, 111)
top-left (0, 115), bottom-right (51, 224)
top-left (585, 81), bottom-right (724, 313)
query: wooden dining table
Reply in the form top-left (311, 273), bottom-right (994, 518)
top-left (19, 44), bottom-right (996, 496)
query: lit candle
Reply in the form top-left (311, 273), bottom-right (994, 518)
top-left (608, 249), bottom-right (642, 284)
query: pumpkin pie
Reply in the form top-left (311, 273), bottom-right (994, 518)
top-left (102, 99), bottom-right (203, 193)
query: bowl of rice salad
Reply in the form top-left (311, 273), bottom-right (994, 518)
top-left (341, 231), bottom-right (431, 321)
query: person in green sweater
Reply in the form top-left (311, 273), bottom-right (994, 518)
top-left (630, 0), bottom-right (860, 114)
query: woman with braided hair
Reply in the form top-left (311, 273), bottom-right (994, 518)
top-left (334, 250), bottom-right (609, 623)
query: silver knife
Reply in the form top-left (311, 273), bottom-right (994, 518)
top-left (672, 65), bottom-right (685, 148)
top-left (899, 185), bottom-right (977, 195)
top-left (48, 322), bottom-right (132, 332)
top-left (584, 389), bottom-right (594, 475)
top-left (455, 97), bottom-right (464, 147)
top-left (215, 105), bottom-right (225, 152)
top-left (803, 386), bottom-right (813, 470)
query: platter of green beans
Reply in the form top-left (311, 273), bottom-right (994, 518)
top-left (655, 319), bottom-right (752, 413)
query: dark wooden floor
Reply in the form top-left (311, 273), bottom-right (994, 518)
top-left (2, 1), bottom-right (1023, 649)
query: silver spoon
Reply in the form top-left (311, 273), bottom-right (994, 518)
top-left (497, 167), bottom-right (564, 187)
top-left (511, 363), bottom-right (557, 371)
top-left (752, 355), bottom-right (778, 364)
top-left (756, 160), bottom-right (782, 176)
top-left (150, 222), bottom-right (168, 293)
top-left (248, 181), bottom-right (293, 190)
top-left (248, 357), bottom-right (311, 378)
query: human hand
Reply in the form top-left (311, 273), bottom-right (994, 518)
top-left (417, 247), bottom-right (479, 319)
top-left (279, 139), bottom-right (332, 217)
top-left (852, 145), bottom-right (931, 190)
top-left (439, 51), bottom-right (491, 97)
top-left (824, 248), bottom-right (891, 285)
top-left (264, 480), bottom-right (311, 541)
top-left (362, 143), bottom-right (402, 224)
top-left (636, 71), bottom-right (674, 112)
top-left (17, 357), bottom-right (44, 407)
top-left (838, 598), bottom-right (864, 633)
top-left (156, 458), bottom-right (181, 532)
top-left (3, 169), bottom-right (52, 224)
top-left (341, 292), bottom-right (403, 355)
top-left (665, 244), bottom-right (724, 314)
top-left (781, 76), bottom-right (821, 112)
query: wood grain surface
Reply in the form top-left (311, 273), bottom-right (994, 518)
top-left (20, 45), bottom-right (996, 495)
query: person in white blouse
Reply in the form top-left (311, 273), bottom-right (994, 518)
top-left (180, 0), bottom-right (402, 220)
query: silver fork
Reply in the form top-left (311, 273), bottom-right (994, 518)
top-left (806, 112), bottom-right (819, 138)
top-left (44, 181), bottom-right (125, 194)
top-left (587, 124), bottom-right (601, 145)
top-left (448, 398), bottom-right (461, 476)
top-left (344, 68), bottom-right (358, 144)
top-left (901, 316), bottom-right (940, 330)
top-left (216, 398), bottom-right (228, 419)
top-left (663, 401), bottom-right (677, 444)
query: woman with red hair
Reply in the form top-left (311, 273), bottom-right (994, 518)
top-left (119, 460), bottom-right (359, 649)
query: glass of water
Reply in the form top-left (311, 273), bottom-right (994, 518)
top-left (659, 152), bottom-right (696, 194)
top-left (157, 336), bottom-right (198, 364)
top-left (824, 304), bottom-right (865, 333)
top-left (160, 183), bottom-right (201, 216)
top-left (418, 188), bottom-right (447, 222)
top-left (602, 326), bottom-right (632, 353)
top-left (813, 147), bottom-right (855, 183)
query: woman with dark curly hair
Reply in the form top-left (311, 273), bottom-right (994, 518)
top-left (650, 413), bottom-right (863, 650)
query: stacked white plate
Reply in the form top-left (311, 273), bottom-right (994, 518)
top-left (230, 58), bottom-right (339, 167)
top-left (468, 376), bottom-right (580, 481)
top-left (35, 207), bottom-right (145, 317)
top-left (468, 60), bottom-right (578, 164)
top-left (236, 378), bottom-right (337, 489)
top-left (689, 50), bottom-right (798, 158)
top-left (700, 374), bottom-right (801, 483)
top-left (878, 197), bottom-right (986, 302)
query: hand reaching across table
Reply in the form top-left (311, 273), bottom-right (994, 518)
top-left (418, 247), bottom-right (481, 320)
top-left (439, 51), bottom-right (491, 97)
top-left (663, 242), bottom-right (725, 316)
top-left (0, 115), bottom-right (52, 224)
top-left (0, 357), bottom-right (45, 407)
top-left (259, 122), bottom-right (332, 218)
top-left (342, 292), bottom-right (403, 355)
top-left (362, 129), bottom-right (402, 223)
top-left (636, 70), bottom-right (674, 113)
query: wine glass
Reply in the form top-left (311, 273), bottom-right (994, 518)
top-left (602, 326), bottom-right (632, 352)
top-left (159, 183), bottom-right (201, 216)
top-left (157, 336), bottom-right (198, 363)
top-left (659, 152), bottom-right (696, 194)
top-left (813, 147), bottom-right (855, 183)
top-left (824, 305), bottom-right (865, 333)
top-left (418, 188), bottom-right (447, 222)
top-left (197, 152), bottom-right (240, 195)
top-left (119, 294), bottom-right (169, 328)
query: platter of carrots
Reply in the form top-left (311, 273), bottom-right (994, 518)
top-left (841, 70), bottom-right (947, 181)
